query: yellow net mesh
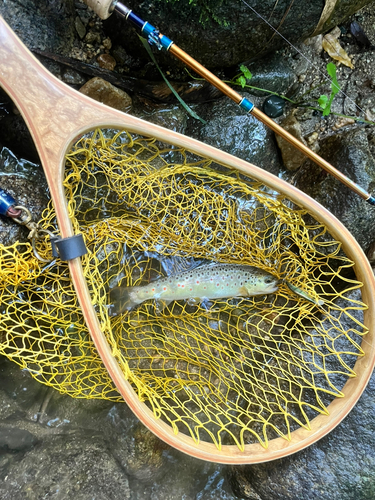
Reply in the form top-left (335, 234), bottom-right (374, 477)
top-left (0, 129), bottom-right (368, 450)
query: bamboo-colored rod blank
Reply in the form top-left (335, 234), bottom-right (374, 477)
top-left (81, 0), bottom-right (373, 203)
top-left (169, 43), bottom-right (371, 202)
top-left (251, 107), bottom-right (371, 200)
top-left (169, 44), bottom-right (243, 104)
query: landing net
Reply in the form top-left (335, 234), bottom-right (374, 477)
top-left (0, 129), bottom-right (368, 449)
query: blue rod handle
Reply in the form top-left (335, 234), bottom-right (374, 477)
top-left (0, 188), bottom-right (16, 216)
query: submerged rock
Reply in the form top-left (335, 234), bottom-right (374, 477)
top-left (0, 434), bottom-right (131, 500)
top-left (103, 406), bottom-right (168, 483)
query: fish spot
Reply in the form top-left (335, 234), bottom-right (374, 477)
top-left (217, 283), bottom-right (220, 287)
top-left (190, 288), bottom-right (193, 291)
top-left (182, 285), bottom-right (185, 288)
top-left (196, 280), bottom-right (200, 284)
top-left (152, 288), bottom-right (155, 292)
top-left (163, 287), bottom-right (167, 291)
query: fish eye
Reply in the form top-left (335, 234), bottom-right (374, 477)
top-left (265, 278), bottom-right (273, 284)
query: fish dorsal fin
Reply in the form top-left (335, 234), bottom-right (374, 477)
top-left (161, 256), bottom-right (213, 277)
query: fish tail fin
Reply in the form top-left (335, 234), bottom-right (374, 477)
top-left (109, 286), bottom-right (141, 315)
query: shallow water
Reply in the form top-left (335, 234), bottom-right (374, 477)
top-left (0, 356), bottom-right (236, 499)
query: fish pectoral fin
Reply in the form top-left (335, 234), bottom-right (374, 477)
top-left (154, 298), bottom-right (173, 312)
top-left (186, 297), bottom-right (200, 306)
top-left (238, 286), bottom-right (249, 296)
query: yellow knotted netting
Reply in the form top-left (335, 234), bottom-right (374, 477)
top-left (0, 128), bottom-right (369, 449)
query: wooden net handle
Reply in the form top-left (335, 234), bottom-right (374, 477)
top-left (84, 0), bottom-right (115, 19)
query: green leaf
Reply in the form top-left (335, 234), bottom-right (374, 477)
top-left (327, 62), bottom-right (340, 98)
top-left (239, 64), bottom-right (252, 81)
top-left (316, 63), bottom-right (341, 116)
top-left (236, 75), bottom-right (247, 88)
top-left (139, 36), bottom-right (206, 124)
top-left (318, 95), bottom-right (328, 109)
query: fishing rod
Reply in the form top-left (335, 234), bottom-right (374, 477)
top-left (84, 0), bottom-right (375, 206)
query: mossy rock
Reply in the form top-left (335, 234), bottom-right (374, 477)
top-left (105, 0), bottom-right (374, 69)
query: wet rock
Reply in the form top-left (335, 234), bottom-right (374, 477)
top-left (104, 0), bottom-right (373, 70)
top-left (0, 389), bottom-right (19, 421)
top-left (320, 0), bottom-right (375, 33)
top-left (130, 449), bottom-right (235, 500)
top-left (62, 68), bottom-right (86, 86)
top-left (103, 405), bottom-right (168, 483)
top-left (350, 21), bottom-right (372, 48)
top-left (84, 31), bottom-right (102, 45)
top-left (79, 77), bottom-right (132, 112)
top-left (243, 52), bottom-right (297, 97)
top-left (103, 37), bottom-right (112, 50)
top-left (0, 425), bottom-right (38, 451)
top-left (189, 94), bottom-right (282, 176)
top-left (332, 117), bottom-right (356, 130)
top-left (263, 95), bottom-right (286, 118)
top-left (74, 15), bottom-right (86, 40)
top-left (0, 358), bottom-right (49, 413)
top-left (275, 113), bottom-right (310, 171)
top-left (137, 104), bottom-right (188, 135)
top-left (294, 127), bottom-right (375, 251)
top-left (0, 435), bottom-right (131, 500)
top-left (97, 53), bottom-right (117, 71)
top-left (0, 0), bottom-right (76, 54)
top-left (228, 288), bottom-right (375, 500)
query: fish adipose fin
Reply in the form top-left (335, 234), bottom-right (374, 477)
top-left (109, 286), bottom-right (141, 315)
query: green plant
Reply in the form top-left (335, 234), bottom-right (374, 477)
top-left (226, 63), bottom-right (374, 125)
top-left (317, 62), bottom-right (341, 116)
top-left (140, 36), bottom-right (206, 124)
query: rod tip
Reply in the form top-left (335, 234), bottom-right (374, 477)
top-left (367, 195), bottom-right (375, 206)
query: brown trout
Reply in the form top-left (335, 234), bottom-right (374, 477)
top-left (110, 263), bottom-right (279, 313)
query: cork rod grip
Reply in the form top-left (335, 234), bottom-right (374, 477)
top-left (84, 0), bottom-right (115, 19)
